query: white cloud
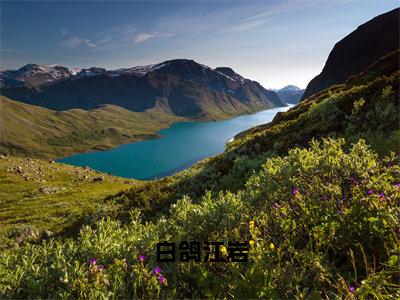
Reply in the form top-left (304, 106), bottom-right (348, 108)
top-left (134, 32), bottom-right (174, 43)
top-left (60, 36), bottom-right (96, 48)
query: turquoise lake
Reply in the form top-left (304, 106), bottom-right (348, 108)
top-left (58, 105), bottom-right (292, 180)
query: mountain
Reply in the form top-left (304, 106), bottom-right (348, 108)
top-left (0, 59), bottom-right (286, 118)
top-left (276, 85), bottom-right (304, 104)
top-left (0, 64), bottom-right (77, 88)
top-left (301, 7), bottom-right (400, 100)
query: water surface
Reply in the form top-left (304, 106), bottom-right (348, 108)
top-left (58, 105), bottom-right (292, 179)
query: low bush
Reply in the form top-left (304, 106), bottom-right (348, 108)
top-left (1, 138), bottom-right (399, 298)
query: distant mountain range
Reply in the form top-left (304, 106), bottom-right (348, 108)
top-left (301, 7), bottom-right (399, 101)
top-left (276, 85), bottom-right (304, 104)
top-left (0, 59), bottom-right (286, 118)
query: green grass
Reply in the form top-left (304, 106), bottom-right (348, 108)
top-left (0, 155), bottom-right (137, 249)
top-left (0, 96), bottom-right (186, 159)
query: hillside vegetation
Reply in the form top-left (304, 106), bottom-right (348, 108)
top-left (0, 42), bottom-right (399, 298)
top-left (0, 96), bottom-right (186, 158)
top-left (0, 155), bottom-right (136, 249)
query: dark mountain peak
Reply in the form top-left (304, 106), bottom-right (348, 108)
top-left (0, 58), bottom-right (286, 115)
top-left (214, 67), bottom-right (245, 82)
top-left (155, 59), bottom-right (209, 73)
top-left (301, 8), bottom-right (400, 100)
top-left (162, 58), bottom-right (196, 65)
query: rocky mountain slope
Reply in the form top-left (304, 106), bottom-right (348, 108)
top-left (0, 59), bottom-right (286, 117)
top-left (276, 85), bottom-right (304, 104)
top-left (301, 7), bottom-right (399, 100)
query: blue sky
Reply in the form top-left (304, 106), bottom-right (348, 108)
top-left (1, 0), bottom-right (398, 88)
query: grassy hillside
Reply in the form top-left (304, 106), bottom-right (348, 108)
top-left (0, 155), bottom-right (136, 249)
top-left (0, 49), bottom-right (398, 298)
top-left (0, 96), bottom-right (184, 158)
top-left (0, 94), bottom-right (275, 159)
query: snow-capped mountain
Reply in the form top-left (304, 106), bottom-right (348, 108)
top-left (0, 59), bottom-right (286, 116)
top-left (0, 64), bottom-right (76, 87)
top-left (279, 85), bottom-right (301, 92)
top-left (1, 60), bottom-right (255, 88)
top-left (276, 85), bottom-right (305, 104)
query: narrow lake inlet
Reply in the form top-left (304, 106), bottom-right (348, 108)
top-left (58, 105), bottom-right (293, 180)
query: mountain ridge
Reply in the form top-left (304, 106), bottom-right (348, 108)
top-left (301, 7), bottom-right (400, 100)
top-left (0, 59), bottom-right (286, 118)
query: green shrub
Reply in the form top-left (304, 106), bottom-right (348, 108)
top-left (1, 138), bottom-right (399, 298)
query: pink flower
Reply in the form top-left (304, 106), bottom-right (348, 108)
top-left (159, 274), bottom-right (167, 285)
top-left (349, 285), bottom-right (355, 293)
top-left (153, 266), bottom-right (162, 275)
top-left (379, 192), bottom-right (386, 201)
top-left (292, 187), bottom-right (299, 196)
top-left (138, 255), bottom-right (146, 262)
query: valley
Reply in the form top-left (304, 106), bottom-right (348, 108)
top-left (0, 5), bottom-right (399, 299)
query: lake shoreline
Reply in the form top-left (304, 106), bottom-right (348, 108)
top-left (58, 105), bottom-right (293, 180)
top-left (55, 105), bottom-right (288, 161)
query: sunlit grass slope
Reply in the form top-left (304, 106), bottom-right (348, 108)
top-left (0, 96), bottom-right (185, 158)
top-left (0, 155), bottom-right (136, 249)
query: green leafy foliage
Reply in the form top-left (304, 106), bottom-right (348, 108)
top-left (1, 139), bottom-right (399, 298)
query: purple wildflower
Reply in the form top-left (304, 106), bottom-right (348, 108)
top-left (97, 265), bottom-right (105, 271)
top-left (367, 189), bottom-right (374, 195)
top-left (349, 176), bottom-right (358, 185)
top-left (395, 183), bottom-right (400, 188)
top-left (272, 203), bottom-right (280, 209)
top-left (159, 274), bottom-right (166, 285)
top-left (320, 195), bottom-right (328, 201)
top-left (89, 258), bottom-right (97, 265)
top-left (153, 266), bottom-right (162, 275)
top-left (292, 187), bottom-right (299, 196)
top-left (379, 192), bottom-right (386, 201)
top-left (337, 209), bottom-right (343, 215)
top-left (349, 285), bottom-right (355, 293)
top-left (138, 255), bottom-right (146, 262)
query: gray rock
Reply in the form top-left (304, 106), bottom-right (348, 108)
top-left (16, 227), bottom-right (37, 244)
top-left (92, 176), bottom-right (105, 182)
top-left (39, 186), bottom-right (59, 194)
